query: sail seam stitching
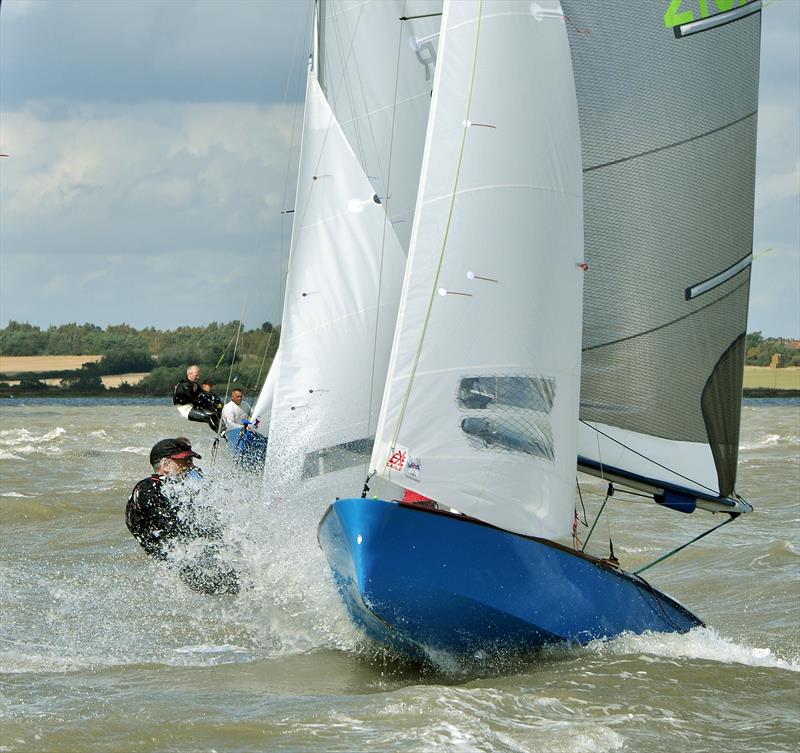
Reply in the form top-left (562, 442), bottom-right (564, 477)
top-left (583, 110), bottom-right (757, 174)
top-left (582, 277), bottom-right (748, 353)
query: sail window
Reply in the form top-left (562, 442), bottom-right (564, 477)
top-left (672, 0), bottom-right (761, 38)
top-left (302, 437), bottom-right (373, 479)
top-left (457, 376), bottom-right (556, 461)
top-left (457, 376), bottom-right (555, 412)
top-left (461, 416), bottom-right (554, 462)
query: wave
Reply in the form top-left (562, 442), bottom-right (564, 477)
top-left (739, 433), bottom-right (782, 451)
top-left (0, 427), bottom-right (67, 457)
top-left (589, 626), bottom-right (799, 672)
top-left (119, 446), bottom-right (149, 454)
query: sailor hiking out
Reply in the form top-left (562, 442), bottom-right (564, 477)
top-left (173, 365), bottom-right (221, 432)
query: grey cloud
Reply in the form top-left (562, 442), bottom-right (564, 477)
top-left (0, 0), bottom-right (311, 108)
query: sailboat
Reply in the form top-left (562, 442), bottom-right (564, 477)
top-left (258, 0), bottom-right (440, 500)
top-left (284, 0), bottom-right (762, 660)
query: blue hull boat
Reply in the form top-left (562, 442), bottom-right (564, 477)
top-left (318, 497), bottom-right (703, 659)
top-left (225, 428), bottom-right (267, 472)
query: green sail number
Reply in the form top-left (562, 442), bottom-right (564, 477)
top-left (664, 0), bottom-right (752, 28)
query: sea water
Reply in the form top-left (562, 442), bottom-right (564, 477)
top-left (0, 398), bottom-right (797, 752)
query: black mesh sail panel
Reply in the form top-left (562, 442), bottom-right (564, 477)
top-left (560, 1), bottom-right (760, 496)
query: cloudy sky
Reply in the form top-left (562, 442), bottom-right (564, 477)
top-left (0, 0), bottom-right (797, 336)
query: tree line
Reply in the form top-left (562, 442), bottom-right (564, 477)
top-left (0, 321), bottom-right (796, 397)
top-left (0, 320), bottom-right (279, 396)
top-left (745, 331), bottom-right (800, 367)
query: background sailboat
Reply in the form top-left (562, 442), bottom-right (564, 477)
top-left (259, 0), bottom-right (441, 500)
top-left (317, 0), bottom-right (761, 661)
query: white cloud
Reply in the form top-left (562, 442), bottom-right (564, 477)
top-left (0, 100), bottom-right (298, 327)
top-left (756, 158), bottom-right (800, 209)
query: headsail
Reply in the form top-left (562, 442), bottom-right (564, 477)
top-left (559, 1), bottom-right (762, 502)
top-left (371, 0), bottom-right (584, 539)
top-left (251, 347), bottom-right (279, 433)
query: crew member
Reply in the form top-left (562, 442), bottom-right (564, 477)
top-left (221, 388), bottom-right (252, 431)
top-left (197, 377), bottom-right (224, 418)
top-left (125, 438), bottom-right (239, 594)
top-left (173, 365), bottom-right (220, 432)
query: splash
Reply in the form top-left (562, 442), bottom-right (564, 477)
top-left (589, 626), bottom-right (799, 672)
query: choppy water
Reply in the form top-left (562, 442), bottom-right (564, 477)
top-left (0, 398), bottom-right (798, 753)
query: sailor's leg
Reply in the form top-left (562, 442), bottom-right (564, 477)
top-left (188, 408), bottom-right (220, 432)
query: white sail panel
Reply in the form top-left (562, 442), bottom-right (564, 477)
top-left (372, 0), bottom-right (584, 539)
top-left (265, 73), bottom-right (406, 483)
top-left (318, 0), bottom-right (443, 253)
top-left (251, 347), bottom-right (279, 434)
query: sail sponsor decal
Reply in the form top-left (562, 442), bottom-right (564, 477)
top-left (386, 444), bottom-right (408, 473)
top-left (664, 0), bottom-right (761, 37)
top-left (405, 457), bottom-right (422, 481)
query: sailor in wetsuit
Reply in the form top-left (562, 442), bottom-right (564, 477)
top-left (173, 365), bottom-right (220, 432)
top-left (125, 438), bottom-right (239, 594)
top-left (197, 377), bottom-right (224, 419)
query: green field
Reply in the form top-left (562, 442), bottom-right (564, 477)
top-left (743, 366), bottom-right (800, 390)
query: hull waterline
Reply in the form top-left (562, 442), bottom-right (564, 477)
top-left (318, 497), bottom-right (703, 660)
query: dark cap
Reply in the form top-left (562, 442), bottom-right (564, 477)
top-left (149, 438), bottom-right (202, 465)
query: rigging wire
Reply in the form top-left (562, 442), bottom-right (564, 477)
top-left (581, 482), bottom-right (612, 552)
top-left (244, 0), bottom-right (312, 417)
top-left (634, 514), bottom-right (737, 575)
top-left (580, 419), bottom-right (718, 495)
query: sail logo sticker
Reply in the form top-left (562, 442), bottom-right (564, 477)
top-left (386, 446), bottom-right (408, 472)
top-left (664, 0), bottom-right (759, 29)
top-left (405, 457), bottom-right (421, 481)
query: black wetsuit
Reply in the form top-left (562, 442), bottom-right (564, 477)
top-left (196, 388), bottom-right (224, 418)
top-left (173, 379), bottom-right (220, 432)
top-left (126, 474), bottom-right (239, 594)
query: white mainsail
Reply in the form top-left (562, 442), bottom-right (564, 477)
top-left (264, 72), bottom-right (406, 482)
top-left (371, 0), bottom-right (584, 539)
top-left (318, 0), bottom-right (444, 253)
